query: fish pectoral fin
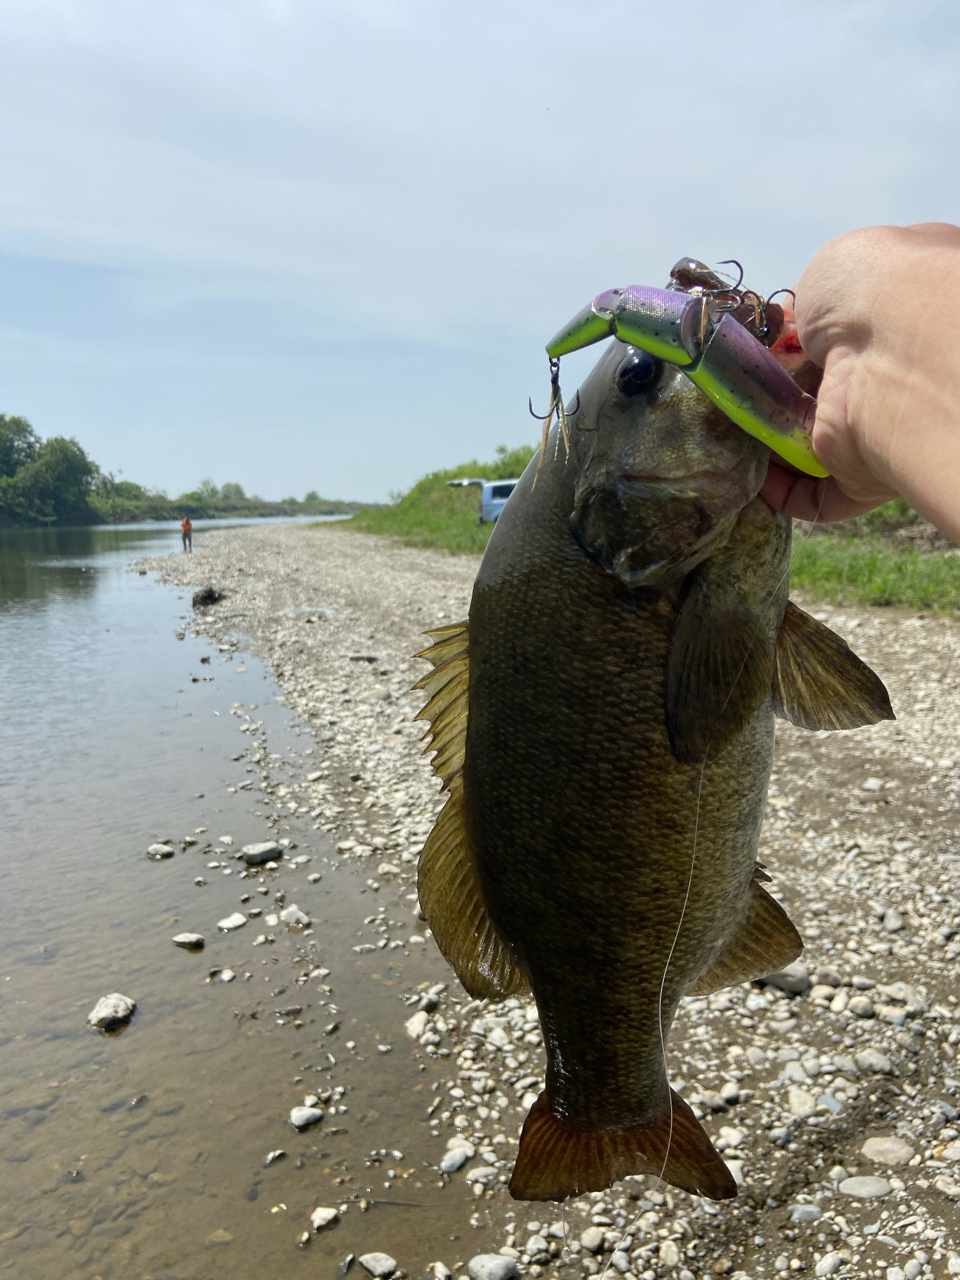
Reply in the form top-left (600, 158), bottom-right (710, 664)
top-left (687, 873), bottom-right (802, 996)
top-left (414, 621), bottom-right (528, 1001)
top-left (509, 1089), bottom-right (737, 1203)
top-left (773, 600), bottom-right (895, 730)
top-left (665, 583), bottom-right (774, 765)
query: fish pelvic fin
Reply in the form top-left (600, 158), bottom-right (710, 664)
top-left (665, 581), bottom-right (774, 765)
top-left (509, 1090), bottom-right (737, 1203)
top-left (687, 870), bottom-right (802, 996)
top-left (414, 621), bottom-right (528, 1001)
top-left (773, 600), bottom-right (894, 731)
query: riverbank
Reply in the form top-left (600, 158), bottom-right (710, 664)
top-left (139, 522), bottom-right (960, 1279)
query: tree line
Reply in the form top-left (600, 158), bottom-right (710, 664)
top-left (0, 415), bottom-right (368, 527)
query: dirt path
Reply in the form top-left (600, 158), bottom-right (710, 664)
top-left (143, 521), bottom-right (960, 1280)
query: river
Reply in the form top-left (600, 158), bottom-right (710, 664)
top-left (0, 519), bottom-right (478, 1279)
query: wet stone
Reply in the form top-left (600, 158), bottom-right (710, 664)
top-left (146, 843), bottom-right (175, 859)
top-left (289, 1106), bottom-right (323, 1129)
top-left (241, 840), bottom-right (282, 866)
top-left (87, 993), bottom-right (136, 1029)
top-left (217, 912), bottom-right (247, 931)
top-left (359, 1252), bottom-right (398, 1277)
top-left (856, 1047), bottom-right (894, 1074)
top-left (172, 932), bottom-right (204, 949)
top-left (310, 1206), bottom-right (339, 1231)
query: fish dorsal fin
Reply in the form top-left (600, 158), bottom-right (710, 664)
top-left (686, 869), bottom-right (802, 996)
top-left (773, 601), bottom-right (895, 731)
top-left (666, 580), bottom-right (774, 765)
top-left (413, 622), bottom-right (528, 1001)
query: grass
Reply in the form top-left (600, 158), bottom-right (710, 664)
top-left (340, 455), bottom-right (959, 612)
top-left (790, 531), bottom-right (959, 611)
top-left (343, 444), bottom-right (537, 554)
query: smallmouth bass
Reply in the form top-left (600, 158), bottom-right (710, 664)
top-left (415, 336), bottom-right (892, 1203)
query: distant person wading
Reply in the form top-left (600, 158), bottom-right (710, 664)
top-left (181, 516), bottom-right (193, 552)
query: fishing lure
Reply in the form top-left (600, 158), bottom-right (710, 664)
top-left (544, 258), bottom-right (829, 478)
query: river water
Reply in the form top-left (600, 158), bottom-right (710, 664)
top-left (0, 520), bottom-right (478, 1280)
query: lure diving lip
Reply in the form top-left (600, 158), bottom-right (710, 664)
top-left (546, 279), bottom-right (829, 479)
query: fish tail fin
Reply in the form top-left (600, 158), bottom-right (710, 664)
top-left (509, 1090), bottom-right (737, 1203)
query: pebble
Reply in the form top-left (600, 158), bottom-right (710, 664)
top-left (87, 993), bottom-right (136, 1029)
top-left (359, 1252), bottom-right (398, 1277)
top-left (848, 995), bottom-right (875, 1018)
top-left (787, 1086), bottom-right (817, 1118)
top-left (146, 842), bottom-right (175, 859)
top-left (310, 1206), bottom-right (339, 1231)
top-left (658, 1239), bottom-right (681, 1267)
top-left (467, 1256), bottom-right (519, 1280)
top-left (838, 1175), bottom-right (892, 1198)
top-left (814, 1252), bottom-right (843, 1277)
top-left (172, 932), bottom-right (205, 948)
top-left (264, 1150), bottom-right (286, 1166)
top-left (217, 912), bottom-right (247, 931)
top-left (580, 1226), bottom-right (605, 1253)
top-left (440, 1146), bottom-right (471, 1173)
top-left (762, 962), bottom-right (810, 995)
top-left (861, 1134), bottom-right (915, 1164)
top-left (220, 969), bottom-right (235, 983)
top-left (241, 840), bottom-right (282, 866)
top-left (279, 904), bottom-right (311, 927)
top-left (205, 1229), bottom-right (233, 1246)
top-left (856, 1047), bottom-right (894, 1074)
top-left (289, 1106), bottom-right (323, 1129)
top-left (788, 1204), bottom-right (822, 1223)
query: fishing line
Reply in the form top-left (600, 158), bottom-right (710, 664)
top-left (600, 484), bottom-right (828, 1277)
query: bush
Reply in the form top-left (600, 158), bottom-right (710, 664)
top-left (0, 432), bottom-right (98, 525)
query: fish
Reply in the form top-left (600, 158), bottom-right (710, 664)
top-left (414, 335), bottom-right (893, 1204)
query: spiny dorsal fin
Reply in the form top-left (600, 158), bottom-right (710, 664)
top-left (413, 622), bottom-right (528, 1001)
top-left (666, 582), bottom-right (774, 765)
top-left (773, 601), bottom-right (895, 731)
top-left (686, 869), bottom-right (802, 996)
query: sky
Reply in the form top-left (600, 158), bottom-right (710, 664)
top-left (2, 0), bottom-right (958, 503)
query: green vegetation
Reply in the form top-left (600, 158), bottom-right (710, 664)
top-left (791, 529), bottom-right (959, 611)
top-left (0, 414), bottom-right (370, 527)
top-left (349, 452), bottom-right (957, 611)
top-left (345, 444), bottom-right (537, 553)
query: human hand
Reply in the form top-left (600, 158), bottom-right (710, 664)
top-left (760, 222), bottom-right (960, 541)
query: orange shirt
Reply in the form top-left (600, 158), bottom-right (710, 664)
top-left (181, 518), bottom-right (192, 533)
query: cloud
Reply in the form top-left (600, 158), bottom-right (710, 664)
top-left (1, 0), bottom-right (958, 498)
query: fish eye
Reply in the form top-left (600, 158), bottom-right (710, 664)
top-left (615, 348), bottom-right (663, 397)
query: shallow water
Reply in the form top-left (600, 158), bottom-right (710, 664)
top-left (0, 521), bottom-right (481, 1279)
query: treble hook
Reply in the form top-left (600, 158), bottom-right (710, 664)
top-left (529, 357), bottom-right (579, 487)
top-left (715, 259), bottom-right (746, 292)
top-left (766, 287), bottom-right (797, 308)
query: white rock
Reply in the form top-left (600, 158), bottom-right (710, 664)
top-left (172, 932), bottom-right (205, 948)
top-left (788, 1204), bottom-right (822, 1223)
top-left (839, 1175), bottom-right (891, 1198)
top-left (610, 1250), bottom-right (631, 1273)
top-left (486, 1026), bottom-right (512, 1049)
top-left (378, 862), bottom-right (401, 875)
top-left (440, 1146), bottom-right (471, 1173)
top-left (580, 1227), bottom-right (605, 1253)
top-left (309, 1206), bottom-right (338, 1231)
top-left (856, 1047), bottom-right (894, 1074)
top-left (658, 1239), bottom-right (681, 1268)
top-left (359, 1253), bottom-right (398, 1278)
top-left (762, 962), bottom-right (810, 994)
top-left (405, 1010), bottom-right (429, 1039)
top-left (289, 1106), bottom-right (323, 1129)
top-left (467, 1256), bottom-right (519, 1280)
top-left (430, 1265), bottom-right (453, 1280)
top-left (861, 1135), bottom-right (914, 1164)
top-left (220, 968), bottom-right (236, 982)
top-left (724, 1159), bottom-right (745, 1187)
top-left (217, 912), bottom-right (247, 931)
top-left (241, 840), bottom-right (282, 865)
top-left (87, 993), bottom-right (136, 1029)
top-left (788, 1086), bottom-right (817, 1118)
top-left (279, 904), bottom-right (311, 927)
top-left (815, 1252), bottom-right (843, 1276)
top-left (464, 1165), bottom-right (498, 1185)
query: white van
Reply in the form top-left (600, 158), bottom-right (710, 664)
top-left (446, 478), bottom-right (520, 524)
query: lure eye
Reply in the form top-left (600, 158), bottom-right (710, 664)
top-left (615, 348), bottom-right (663, 397)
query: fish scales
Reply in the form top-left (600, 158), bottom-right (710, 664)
top-left (416, 333), bottom-right (893, 1204)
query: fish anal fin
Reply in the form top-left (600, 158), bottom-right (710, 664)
top-left (509, 1090), bottom-right (737, 1203)
top-left (414, 621), bottom-right (527, 1002)
top-left (687, 875), bottom-right (802, 996)
top-left (773, 600), bottom-right (894, 731)
top-left (666, 585), bottom-right (773, 765)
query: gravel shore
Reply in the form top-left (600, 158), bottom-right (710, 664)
top-left (141, 521), bottom-right (959, 1280)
